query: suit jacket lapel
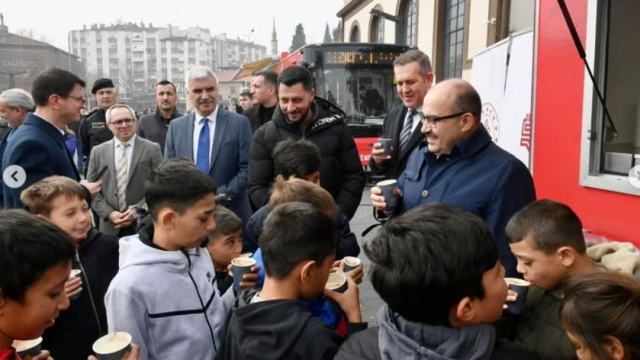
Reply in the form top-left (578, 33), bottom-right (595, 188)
top-left (185, 112), bottom-right (195, 159)
top-left (128, 136), bottom-right (143, 183)
top-left (209, 110), bottom-right (227, 172)
top-left (392, 107), bottom-right (408, 151)
top-left (107, 139), bottom-right (116, 183)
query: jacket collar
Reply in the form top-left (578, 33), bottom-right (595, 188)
top-left (24, 113), bottom-right (66, 144)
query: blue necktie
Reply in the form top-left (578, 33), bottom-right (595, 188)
top-left (196, 118), bottom-right (210, 173)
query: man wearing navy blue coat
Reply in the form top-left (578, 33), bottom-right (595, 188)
top-left (165, 66), bottom-right (253, 226)
top-left (2, 68), bottom-right (102, 208)
top-left (371, 79), bottom-right (536, 277)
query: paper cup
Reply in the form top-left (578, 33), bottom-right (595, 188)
top-left (377, 138), bottom-right (392, 156)
top-left (13, 338), bottom-right (42, 358)
top-left (377, 179), bottom-right (398, 208)
top-left (504, 277), bottom-right (530, 315)
top-left (232, 257), bottom-right (256, 293)
top-left (342, 256), bottom-right (361, 273)
top-left (325, 272), bottom-right (348, 293)
top-left (69, 269), bottom-right (82, 300)
top-left (93, 332), bottom-right (132, 360)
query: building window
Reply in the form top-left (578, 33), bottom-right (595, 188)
top-left (580, 0), bottom-right (640, 195)
top-left (350, 23), bottom-right (361, 43)
top-left (404, 0), bottom-right (417, 46)
top-left (370, 7), bottom-right (385, 43)
top-left (441, 0), bottom-right (466, 79)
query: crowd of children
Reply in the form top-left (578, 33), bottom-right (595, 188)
top-left (0, 138), bottom-right (639, 360)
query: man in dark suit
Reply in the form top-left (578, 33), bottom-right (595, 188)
top-left (2, 68), bottom-right (102, 208)
top-left (165, 66), bottom-right (253, 226)
top-left (369, 50), bottom-right (434, 180)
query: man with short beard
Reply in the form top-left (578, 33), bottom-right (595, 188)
top-left (137, 80), bottom-right (182, 154)
top-left (79, 78), bottom-right (117, 171)
top-left (248, 66), bottom-right (365, 220)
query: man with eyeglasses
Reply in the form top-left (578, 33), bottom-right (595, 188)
top-left (371, 79), bottom-right (536, 277)
top-left (86, 104), bottom-right (162, 237)
top-left (2, 68), bottom-right (102, 208)
top-left (79, 78), bottom-right (117, 174)
top-left (369, 50), bottom-right (434, 180)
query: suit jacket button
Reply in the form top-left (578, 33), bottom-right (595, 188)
top-left (421, 190), bottom-right (429, 198)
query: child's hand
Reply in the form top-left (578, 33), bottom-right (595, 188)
top-left (88, 343), bottom-right (141, 360)
top-left (323, 274), bottom-right (362, 323)
top-left (345, 264), bottom-right (364, 285)
top-left (65, 276), bottom-right (82, 298)
top-left (503, 289), bottom-right (518, 309)
top-left (26, 350), bottom-right (52, 360)
top-left (239, 265), bottom-right (261, 289)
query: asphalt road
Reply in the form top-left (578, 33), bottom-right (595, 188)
top-left (349, 187), bottom-right (385, 325)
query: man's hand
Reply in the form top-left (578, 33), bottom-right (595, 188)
top-left (503, 289), bottom-right (518, 310)
top-left (332, 260), bottom-right (364, 284)
top-left (371, 142), bottom-right (392, 166)
top-left (370, 187), bottom-right (389, 211)
top-left (119, 209), bottom-right (136, 228)
top-left (65, 275), bottom-right (82, 299)
top-left (323, 275), bottom-right (362, 323)
top-left (88, 343), bottom-right (141, 360)
top-left (227, 264), bottom-right (261, 289)
top-left (80, 179), bottom-right (102, 199)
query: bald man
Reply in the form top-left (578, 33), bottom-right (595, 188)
top-left (371, 79), bottom-right (536, 277)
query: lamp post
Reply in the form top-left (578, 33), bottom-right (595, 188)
top-left (0, 70), bottom-right (28, 89)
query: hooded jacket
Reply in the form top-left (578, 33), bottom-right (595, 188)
top-left (42, 228), bottom-right (119, 360)
top-left (248, 97), bottom-right (365, 220)
top-left (335, 306), bottom-right (542, 360)
top-left (105, 222), bottom-right (234, 360)
top-left (215, 289), bottom-right (348, 360)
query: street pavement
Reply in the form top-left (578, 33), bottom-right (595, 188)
top-left (350, 187), bottom-right (385, 325)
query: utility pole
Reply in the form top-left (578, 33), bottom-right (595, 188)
top-left (0, 70), bottom-right (28, 89)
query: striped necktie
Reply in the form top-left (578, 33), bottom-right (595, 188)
top-left (117, 142), bottom-right (129, 212)
top-left (399, 109), bottom-right (418, 153)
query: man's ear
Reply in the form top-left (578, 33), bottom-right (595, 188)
top-left (299, 260), bottom-right (317, 285)
top-left (158, 209), bottom-right (176, 230)
top-left (603, 335), bottom-right (626, 360)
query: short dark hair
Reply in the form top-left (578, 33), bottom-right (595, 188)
top-left (145, 162), bottom-right (217, 221)
top-left (0, 210), bottom-right (75, 301)
top-left (393, 49), bottom-right (433, 74)
top-left (32, 68), bottom-right (86, 107)
top-left (210, 206), bottom-right (242, 238)
top-left (273, 138), bottom-right (321, 179)
top-left (156, 80), bottom-right (176, 93)
top-left (561, 271), bottom-right (640, 360)
top-left (365, 204), bottom-right (499, 326)
top-left (506, 199), bottom-right (586, 254)
top-left (278, 66), bottom-right (314, 92)
top-left (261, 202), bottom-right (337, 279)
top-left (255, 70), bottom-right (278, 89)
top-left (452, 81), bottom-right (482, 119)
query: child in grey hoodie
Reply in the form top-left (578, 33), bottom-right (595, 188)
top-left (105, 160), bottom-right (235, 360)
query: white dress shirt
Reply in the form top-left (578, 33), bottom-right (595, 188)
top-left (114, 134), bottom-right (136, 174)
top-left (193, 107), bottom-right (218, 164)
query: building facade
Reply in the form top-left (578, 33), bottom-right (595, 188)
top-left (0, 15), bottom-right (84, 93)
top-left (69, 23), bottom-right (266, 111)
top-left (337, 0), bottom-right (534, 80)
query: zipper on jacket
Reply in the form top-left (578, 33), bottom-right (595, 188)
top-left (75, 250), bottom-right (104, 336)
top-left (183, 249), bottom-right (218, 353)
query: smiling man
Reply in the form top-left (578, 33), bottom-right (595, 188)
top-left (369, 50), bottom-right (433, 180)
top-left (137, 80), bottom-right (182, 154)
top-left (165, 66), bottom-right (253, 227)
top-left (370, 79), bottom-right (536, 277)
top-left (248, 66), bottom-right (365, 220)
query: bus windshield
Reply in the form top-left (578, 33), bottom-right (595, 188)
top-left (314, 66), bottom-right (400, 126)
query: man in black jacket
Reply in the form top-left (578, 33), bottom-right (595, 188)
top-left (335, 204), bottom-right (542, 360)
top-left (137, 80), bottom-right (182, 154)
top-left (369, 50), bottom-right (433, 180)
top-left (248, 66), bottom-right (365, 220)
top-left (242, 70), bottom-right (278, 133)
top-left (79, 78), bottom-right (117, 172)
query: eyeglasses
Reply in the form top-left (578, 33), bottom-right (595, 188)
top-left (110, 118), bottom-right (134, 126)
top-left (66, 95), bottom-right (86, 104)
top-left (420, 111), bottom-right (473, 126)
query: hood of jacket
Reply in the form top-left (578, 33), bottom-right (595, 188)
top-left (228, 289), bottom-right (317, 360)
top-left (272, 96), bottom-right (346, 134)
top-left (378, 306), bottom-right (496, 360)
top-left (118, 220), bottom-right (198, 272)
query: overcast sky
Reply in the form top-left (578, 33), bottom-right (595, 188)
top-left (0, 0), bottom-right (344, 54)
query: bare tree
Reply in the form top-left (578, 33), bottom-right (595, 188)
top-left (14, 28), bottom-right (54, 45)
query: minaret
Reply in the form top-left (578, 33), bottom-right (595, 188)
top-left (270, 17), bottom-right (278, 57)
